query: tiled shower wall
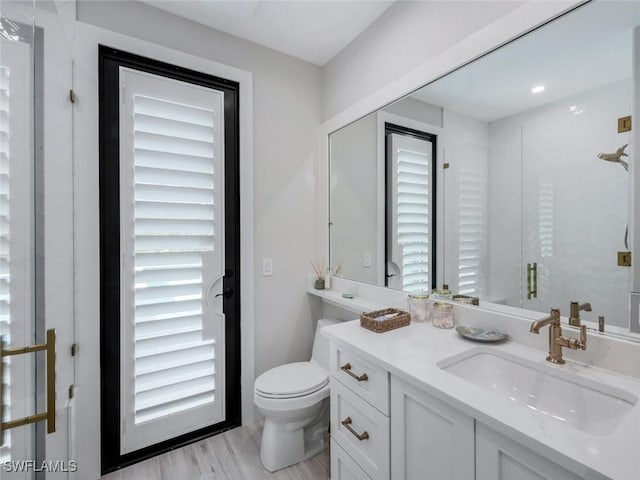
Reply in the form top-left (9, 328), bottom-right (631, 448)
top-left (488, 80), bottom-right (633, 327)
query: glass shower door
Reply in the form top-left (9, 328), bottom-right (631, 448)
top-left (1, 1), bottom-right (75, 478)
top-left (521, 87), bottom-right (632, 325)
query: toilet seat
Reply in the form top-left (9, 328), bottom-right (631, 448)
top-left (255, 362), bottom-right (328, 399)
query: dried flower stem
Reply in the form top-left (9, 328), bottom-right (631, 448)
top-left (309, 260), bottom-right (324, 280)
top-left (333, 259), bottom-right (344, 276)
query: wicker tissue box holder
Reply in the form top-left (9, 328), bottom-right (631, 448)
top-left (360, 308), bottom-right (411, 333)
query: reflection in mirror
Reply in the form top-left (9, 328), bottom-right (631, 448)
top-left (385, 125), bottom-right (436, 293)
top-left (329, 1), bottom-right (640, 335)
top-left (330, 99), bottom-right (442, 292)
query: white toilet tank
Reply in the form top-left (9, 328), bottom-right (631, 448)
top-left (310, 318), bottom-right (340, 371)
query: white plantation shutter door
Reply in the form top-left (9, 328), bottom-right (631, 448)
top-left (119, 67), bottom-right (225, 453)
top-left (389, 134), bottom-right (432, 293)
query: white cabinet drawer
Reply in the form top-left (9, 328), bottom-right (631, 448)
top-left (331, 377), bottom-right (390, 480)
top-left (331, 344), bottom-right (390, 415)
top-left (331, 438), bottom-right (373, 480)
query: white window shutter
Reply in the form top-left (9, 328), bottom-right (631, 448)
top-left (119, 67), bottom-right (225, 452)
top-left (389, 134), bottom-right (433, 293)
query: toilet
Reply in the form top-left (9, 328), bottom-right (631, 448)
top-left (254, 318), bottom-right (339, 472)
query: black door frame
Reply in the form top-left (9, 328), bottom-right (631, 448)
top-left (384, 122), bottom-right (437, 290)
top-left (99, 46), bottom-right (241, 474)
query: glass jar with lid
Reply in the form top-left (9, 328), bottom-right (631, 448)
top-left (431, 287), bottom-right (453, 301)
top-left (407, 293), bottom-right (430, 322)
top-left (432, 302), bottom-right (454, 329)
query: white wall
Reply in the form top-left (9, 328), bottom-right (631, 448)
top-left (383, 96), bottom-right (443, 128)
top-left (76, 0), bottom-right (322, 376)
top-left (322, 0), bottom-right (525, 120)
top-left (74, 1), bottom-right (321, 477)
top-left (330, 112), bottom-right (379, 284)
top-left (489, 80), bottom-right (633, 326)
top-left (487, 119), bottom-right (523, 307)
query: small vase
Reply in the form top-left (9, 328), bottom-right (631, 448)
top-left (314, 278), bottom-right (325, 290)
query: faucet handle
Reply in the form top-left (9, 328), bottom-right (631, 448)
top-left (579, 324), bottom-right (587, 349)
top-left (560, 324), bottom-right (587, 351)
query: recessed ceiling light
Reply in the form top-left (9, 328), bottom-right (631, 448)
top-left (531, 85), bottom-right (545, 94)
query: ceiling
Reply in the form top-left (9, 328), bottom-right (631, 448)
top-left (139, 0), bottom-right (395, 66)
top-left (411, 1), bottom-right (640, 122)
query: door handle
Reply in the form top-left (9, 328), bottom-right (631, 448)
top-left (205, 274), bottom-right (225, 307)
top-left (215, 287), bottom-right (234, 299)
top-left (0, 329), bottom-right (56, 446)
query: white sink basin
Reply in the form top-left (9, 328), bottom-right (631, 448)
top-left (438, 348), bottom-right (637, 435)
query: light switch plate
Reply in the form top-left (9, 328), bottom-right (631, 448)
top-left (262, 258), bottom-right (273, 276)
top-left (363, 253), bottom-right (372, 268)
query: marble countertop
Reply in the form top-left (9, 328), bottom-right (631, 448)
top-left (321, 319), bottom-right (640, 480)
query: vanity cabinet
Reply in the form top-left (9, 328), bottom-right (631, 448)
top-left (390, 377), bottom-right (475, 480)
top-left (330, 346), bottom-right (390, 480)
top-left (475, 424), bottom-right (582, 480)
top-left (329, 340), bottom-right (586, 480)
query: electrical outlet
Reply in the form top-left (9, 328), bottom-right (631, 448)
top-left (363, 253), bottom-right (372, 268)
top-left (262, 258), bottom-right (273, 276)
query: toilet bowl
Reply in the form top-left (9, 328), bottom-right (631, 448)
top-left (254, 318), bottom-right (339, 472)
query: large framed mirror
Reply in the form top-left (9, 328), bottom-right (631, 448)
top-left (328, 0), bottom-right (640, 338)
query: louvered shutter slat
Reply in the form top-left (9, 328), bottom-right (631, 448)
top-left (135, 201), bottom-right (213, 221)
top-left (136, 392), bottom-right (215, 425)
top-left (134, 113), bottom-right (214, 142)
top-left (136, 361), bottom-right (215, 394)
top-left (135, 343), bottom-right (215, 376)
top-left (135, 148), bottom-right (214, 174)
top-left (135, 376), bottom-right (215, 412)
top-left (135, 166), bottom-right (213, 189)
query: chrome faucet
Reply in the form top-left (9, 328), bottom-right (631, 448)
top-left (529, 308), bottom-right (587, 364)
top-left (568, 301), bottom-right (591, 327)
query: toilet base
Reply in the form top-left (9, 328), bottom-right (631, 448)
top-left (258, 398), bottom-right (329, 472)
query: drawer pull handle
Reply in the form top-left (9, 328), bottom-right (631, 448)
top-left (340, 363), bottom-right (368, 382)
top-left (341, 417), bottom-right (370, 441)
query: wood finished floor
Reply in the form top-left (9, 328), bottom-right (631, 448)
top-left (101, 422), bottom-right (330, 480)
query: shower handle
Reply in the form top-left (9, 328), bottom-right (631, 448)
top-left (527, 263), bottom-right (538, 300)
